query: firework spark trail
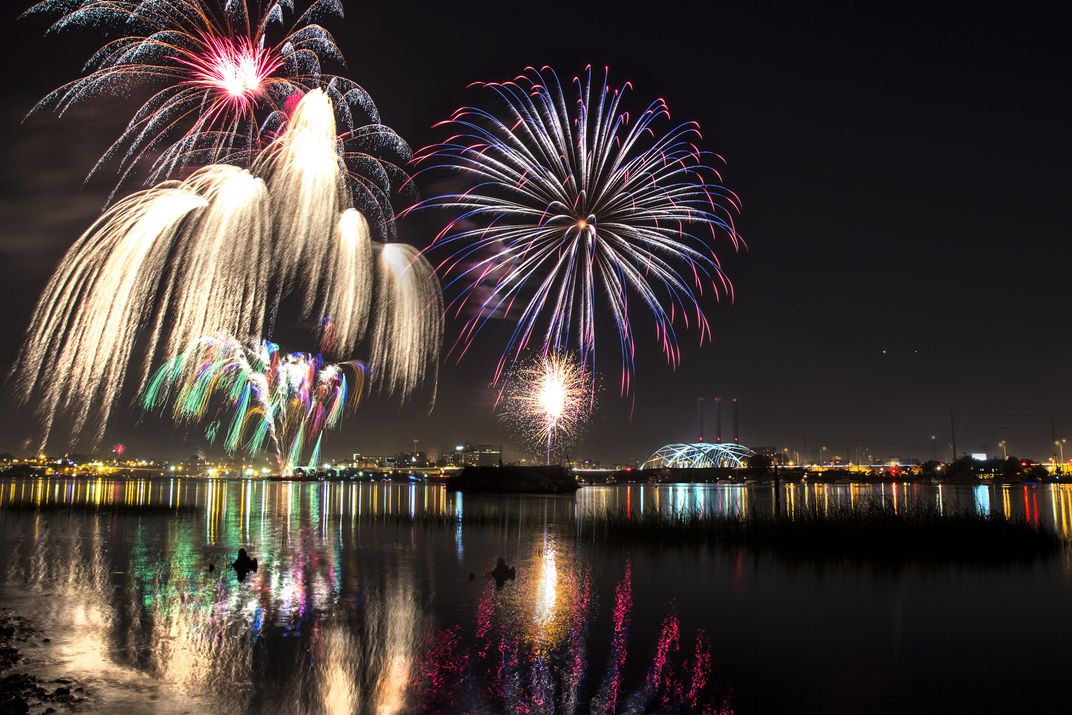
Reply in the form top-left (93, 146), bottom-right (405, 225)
top-left (259, 87), bottom-right (347, 307)
top-left (409, 66), bottom-right (743, 393)
top-left (24, 0), bottom-right (411, 221)
top-left (15, 88), bottom-right (441, 447)
top-left (321, 209), bottom-right (373, 356)
top-left (15, 185), bottom-right (207, 443)
top-left (499, 353), bottom-right (593, 465)
top-left (157, 165), bottom-right (274, 364)
top-left (371, 243), bottom-right (444, 402)
top-left (142, 335), bottom-right (365, 475)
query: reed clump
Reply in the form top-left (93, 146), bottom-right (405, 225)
top-left (573, 504), bottom-right (1061, 563)
top-left (367, 502), bottom-right (1061, 564)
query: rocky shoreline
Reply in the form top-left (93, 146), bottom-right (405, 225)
top-left (0, 610), bottom-right (89, 714)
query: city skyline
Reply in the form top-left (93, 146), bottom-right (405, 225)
top-left (0, 1), bottom-right (1069, 463)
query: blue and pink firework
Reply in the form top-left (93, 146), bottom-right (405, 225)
top-left (409, 66), bottom-right (743, 393)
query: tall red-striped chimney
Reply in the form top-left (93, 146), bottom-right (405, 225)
top-left (714, 397), bottom-right (723, 443)
top-left (733, 397), bottom-right (740, 444)
top-left (696, 397), bottom-right (705, 442)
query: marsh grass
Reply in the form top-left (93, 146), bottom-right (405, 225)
top-left (366, 502), bottom-right (1062, 564)
top-left (575, 504), bottom-right (1060, 563)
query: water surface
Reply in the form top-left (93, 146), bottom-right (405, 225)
top-left (1, 477), bottom-right (1070, 714)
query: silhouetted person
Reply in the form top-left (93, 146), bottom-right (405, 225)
top-left (489, 557), bottom-right (516, 590)
top-left (232, 548), bottom-right (258, 582)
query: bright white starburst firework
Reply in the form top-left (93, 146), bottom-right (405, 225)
top-left (500, 353), bottom-right (593, 465)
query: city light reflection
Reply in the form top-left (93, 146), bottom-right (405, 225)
top-left (0, 475), bottom-right (1065, 711)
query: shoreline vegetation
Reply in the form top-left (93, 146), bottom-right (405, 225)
top-left (0, 491), bottom-right (1060, 563)
top-left (5, 460), bottom-right (1071, 487)
top-left (451, 465), bottom-right (580, 493)
top-left (579, 506), bottom-right (1062, 563)
top-left (357, 503), bottom-right (1064, 565)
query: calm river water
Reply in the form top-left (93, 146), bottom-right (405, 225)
top-left (1, 477), bottom-right (1070, 714)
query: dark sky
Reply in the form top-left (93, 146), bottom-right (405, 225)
top-left (1, 0), bottom-right (1070, 465)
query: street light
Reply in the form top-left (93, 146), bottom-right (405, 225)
top-left (999, 440), bottom-right (1007, 460)
top-left (820, 445), bottom-right (827, 467)
top-left (1055, 439), bottom-right (1067, 474)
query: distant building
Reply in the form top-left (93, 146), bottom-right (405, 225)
top-left (450, 443), bottom-right (501, 467)
top-left (351, 454), bottom-right (393, 469)
top-left (396, 451), bottom-right (431, 468)
top-left (752, 446), bottom-right (791, 466)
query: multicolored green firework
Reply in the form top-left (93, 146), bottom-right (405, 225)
top-left (142, 335), bottom-right (365, 475)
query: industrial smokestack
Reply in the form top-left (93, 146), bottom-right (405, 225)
top-left (696, 397), bottom-right (705, 442)
top-left (714, 397), bottom-right (723, 443)
top-left (732, 397), bottom-right (740, 444)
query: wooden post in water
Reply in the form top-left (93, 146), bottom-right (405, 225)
top-left (773, 459), bottom-right (781, 518)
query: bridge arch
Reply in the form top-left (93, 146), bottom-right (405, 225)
top-left (642, 442), bottom-right (755, 469)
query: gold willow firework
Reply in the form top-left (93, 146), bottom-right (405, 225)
top-left (499, 353), bottom-right (594, 465)
top-left (410, 66), bottom-right (743, 394)
top-left (26, 0), bottom-right (413, 233)
top-left (142, 335), bottom-right (364, 475)
top-left (15, 89), bottom-right (442, 446)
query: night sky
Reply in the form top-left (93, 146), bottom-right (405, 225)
top-left (1, 0), bottom-right (1070, 464)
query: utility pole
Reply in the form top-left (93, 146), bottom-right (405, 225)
top-left (949, 411), bottom-right (957, 462)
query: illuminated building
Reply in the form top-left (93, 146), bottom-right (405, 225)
top-left (450, 443), bottom-right (501, 467)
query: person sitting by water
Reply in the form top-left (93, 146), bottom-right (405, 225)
top-left (231, 548), bottom-right (258, 581)
top-left (489, 557), bottom-right (516, 589)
